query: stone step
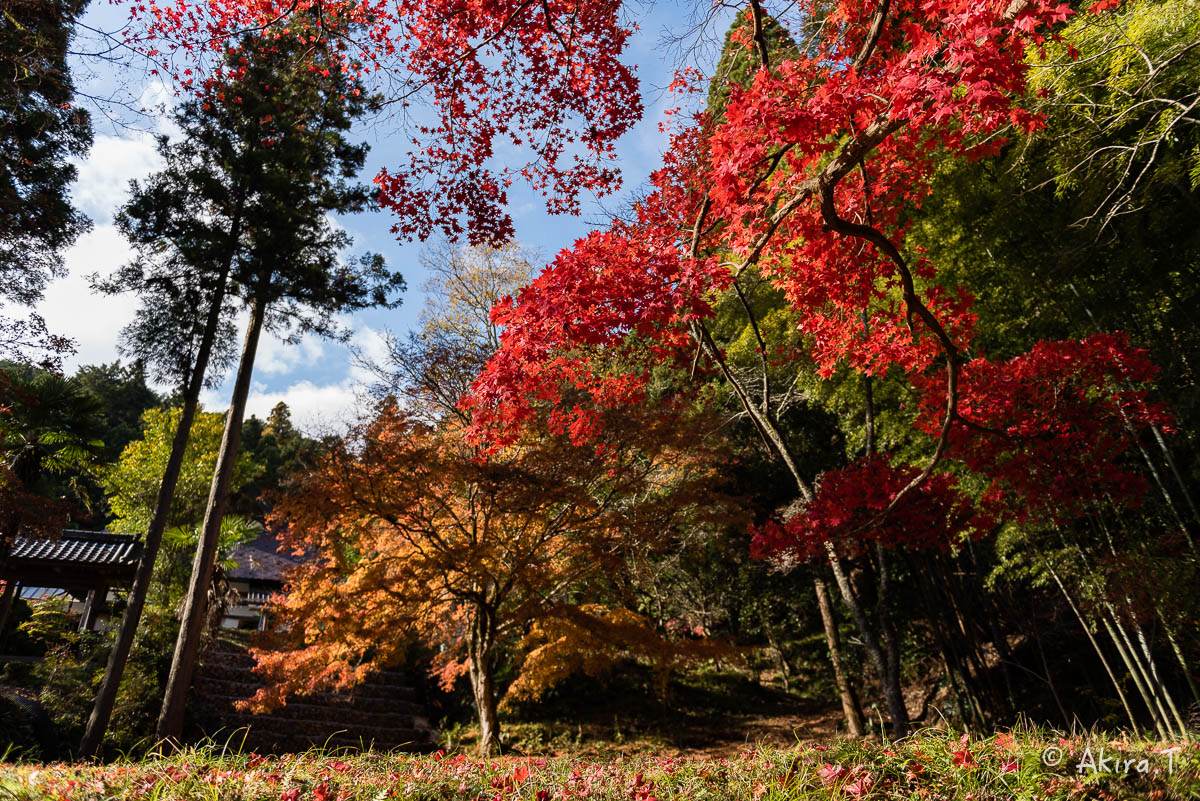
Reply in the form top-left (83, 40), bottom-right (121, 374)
top-left (199, 655), bottom-right (418, 690)
top-left (192, 642), bottom-right (437, 753)
top-left (214, 712), bottom-right (433, 744)
top-left (196, 692), bottom-right (429, 729)
top-left (193, 675), bottom-right (418, 704)
top-left (207, 644), bottom-right (413, 676)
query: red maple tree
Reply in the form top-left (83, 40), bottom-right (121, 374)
top-left (464, 0), bottom-right (1167, 735)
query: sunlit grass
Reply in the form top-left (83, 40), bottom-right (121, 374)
top-left (1, 727), bottom-right (1196, 800)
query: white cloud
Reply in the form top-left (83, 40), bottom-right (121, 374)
top-left (36, 225), bottom-right (140, 370)
top-left (202, 378), bottom-right (367, 436)
top-left (29, 128), bottom-right (166, 373)
top-left (255, 329), bottom-right (327, 376)
top-left (347, 323), bottom-right (391, 385)
top-left (71, 132), bottom-right (162, 225)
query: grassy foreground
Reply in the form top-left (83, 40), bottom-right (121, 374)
top-left (1, 730), bottom-right (1196, 800)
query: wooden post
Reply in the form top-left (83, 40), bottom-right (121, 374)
top-left (79, 589), bottom-right (100, 632)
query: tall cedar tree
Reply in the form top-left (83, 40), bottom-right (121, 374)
top-left (465, 0), bottom-right (1169, 737)
top-left (80, 23), bottom-right (403, 753)
top-left (80, 81), bottom-right (245, 754)
top-left (0, 0), bottom-right (91, 364)
top-left (153, 25), bottom-right (404, 742)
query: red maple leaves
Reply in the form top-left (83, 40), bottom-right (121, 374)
top-left (123, 0), bottom-right (642, 245)
top-left (124, 0), bottom-right (1157, 561)
top-left (750, 458), bottom-right (993, 563)
top-left (916, 333), bottom-right (1170, 522)
top-left (467, 0), bottom-right (1157, 561)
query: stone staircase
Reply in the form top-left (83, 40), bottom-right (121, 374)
top-left (191, 635), bottom-right (438, 753)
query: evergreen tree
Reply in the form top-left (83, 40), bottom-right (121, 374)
top-left (150, 24), bottom-right (404, 743)
top-left (236, 403), bottom-right (321, 518)
top-left (0, 0), bottom-right (92, 363)
top-left (81, 21), bottom-right (404, 754)
top-left (73, 362), bottom-right (163, 463)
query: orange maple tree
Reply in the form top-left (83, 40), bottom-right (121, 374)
top-left (242, 402), bottom-right (731, 753)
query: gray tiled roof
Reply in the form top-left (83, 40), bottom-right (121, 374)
top-left (227, 533), bottom-right (301, 583)
top-left (9, 529), bottom-right (140, 568)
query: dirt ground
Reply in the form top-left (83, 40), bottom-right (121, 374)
top-left (485, 672), bottom-right (863, 758)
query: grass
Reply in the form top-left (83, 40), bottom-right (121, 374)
top-left (1, 728), bottom-right (1196, 800)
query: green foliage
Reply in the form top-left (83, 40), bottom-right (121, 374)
top-left (7, 595), bottom-right (192, 758)
top-left (236, 402), bottom-right (321, 516)
top-left (0, 362), bottom-right (108, 526)
top-left (915, 0), bottom-right (1200, 385)
top-left (160, 514), bottom-right (260, 594)
top-left (26, 602), bottom-right (105, 757)
top-left (71, 362), bottom-right (162, 462)
top-left (102, 405), bottom-right (260, 534)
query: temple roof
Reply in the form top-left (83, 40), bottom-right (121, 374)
top-left (3, 530), bottom-right (142, 591)
top-left (9, 529), bottom-right (140, 567)
top-left (227, 533), bottom-right (302, 585)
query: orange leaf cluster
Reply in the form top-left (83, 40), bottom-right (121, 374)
top-left (241, 402), bottom-right (735, 712)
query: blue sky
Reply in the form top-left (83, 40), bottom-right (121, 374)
top-left (37, 0), bottom-right (730, 432)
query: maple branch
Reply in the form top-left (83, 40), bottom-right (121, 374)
top-left (155, 0), bottom-right (303, 52)
top-left (735, 115), bottom-right (905, 278)
top-left (744, 144), bottom-right (793, 201)
top-left (539, 0), bottom-right (571, 55)
top-left (732, 279), bottom-right (770, 414)
top-left (377, 0), bottom-right (539, 107)
top-left (728, 0), bottom-right (1035, 277)
top-left (817, 181), bottom-right (959, 517)
top-left (852, 0), bottom-right (891, 71)
top-left (690, 320), bottom-right (815, 502)
top-left (688, 195), bottom-right (712, 258)
top-left (747, 0), bottom-right (772, 70)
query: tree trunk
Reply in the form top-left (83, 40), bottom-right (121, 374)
top-left (827, 550), bottom-right (910, 737)
top-left (0, 580), bottom-right (17, 647)
top-left (468, 604), bottom-right (500, 755)
top-left (1101, 613), bottom-right (1170, 739)
top-left (80, 258), bottom-right (233, 758)
top-left (761, 614), bottom-right (792, 692)
top-left (872, 541), bottom-right (908, 734)
top-left (690, 323), bottom-right (910, 736)
top-left (156, 294), bottom-right (267, 742)
top-left (1156, 601), bottom-right (1200, 705)
top-left (814, 575), bottom-right (865, 736)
